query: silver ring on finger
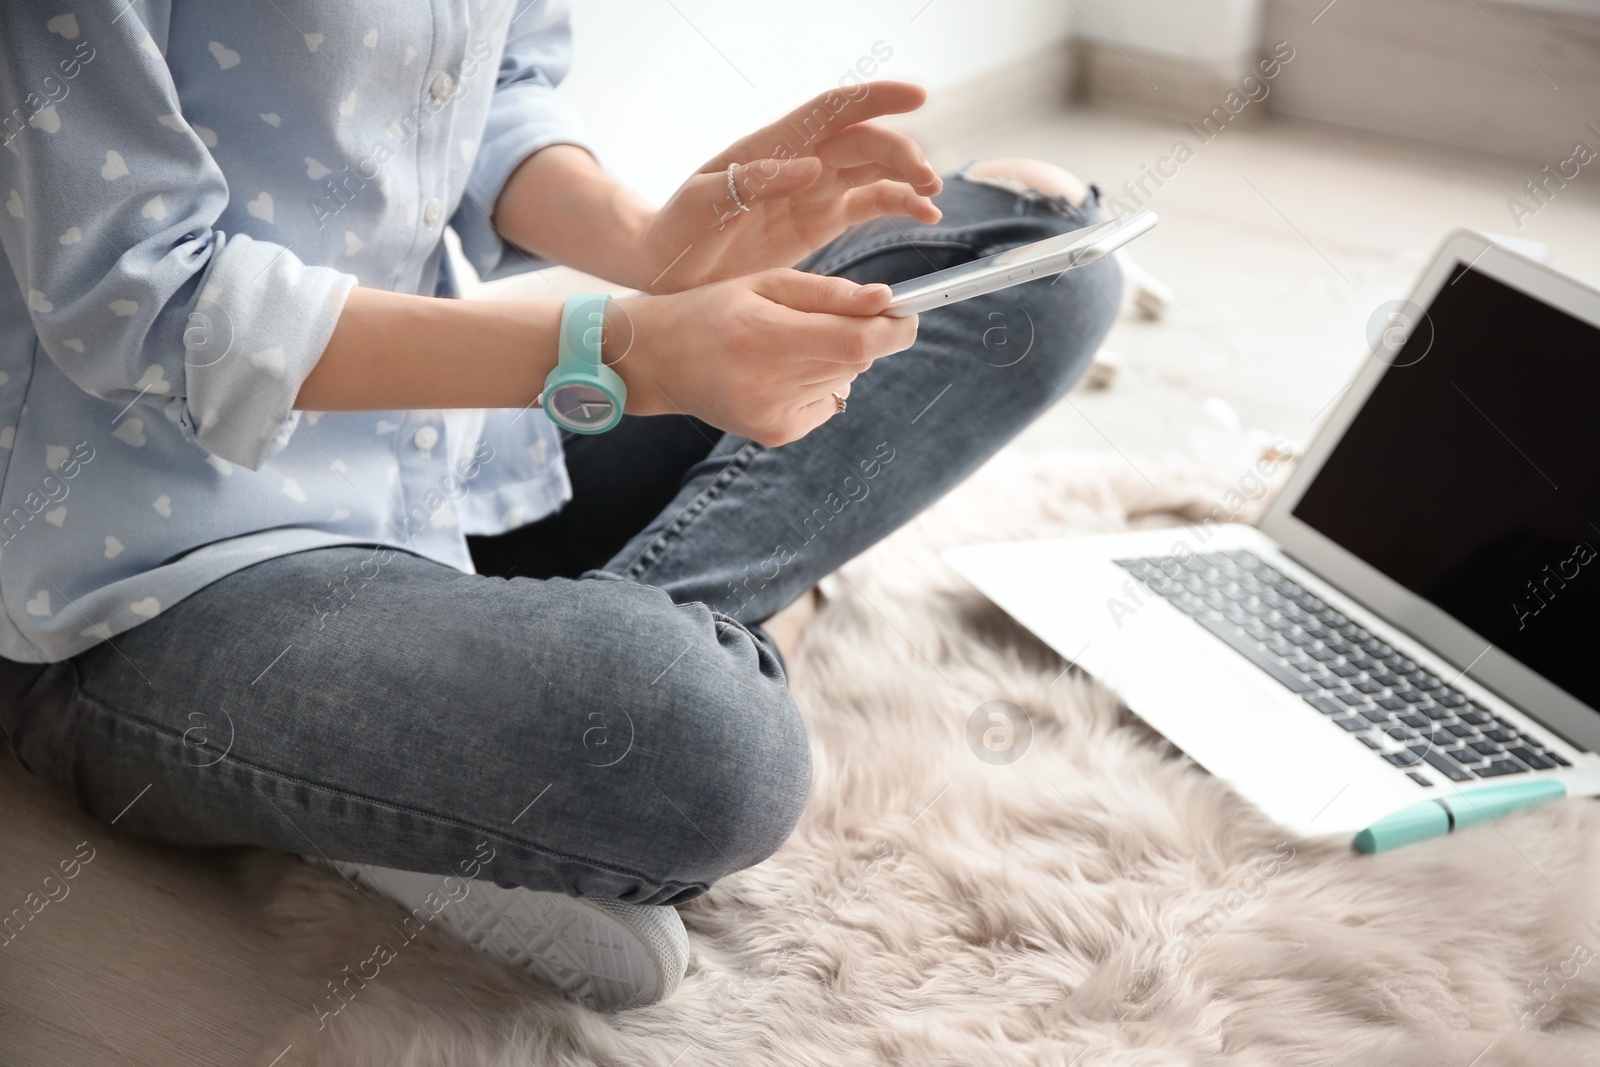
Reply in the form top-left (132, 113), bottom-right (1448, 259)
top-left (831, 390), bottom-right (847, 415)
top-left (726, 162), bottom-right (752, 213)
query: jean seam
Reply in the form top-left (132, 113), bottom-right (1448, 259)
top-left (621, 439), bottom-right (764, 582)
top-left (68, 682), bottom-right (704, 898)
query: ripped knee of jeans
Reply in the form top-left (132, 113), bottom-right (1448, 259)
top-left (959, 158), bottom-right (1092, 210)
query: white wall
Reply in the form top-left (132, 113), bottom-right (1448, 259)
top-left (1070, 0), bottom-right (1263, 65)
top-left (558, 0), bottom-right (1074, 202)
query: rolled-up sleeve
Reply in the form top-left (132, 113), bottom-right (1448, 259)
top-left (452, 0), bottom-right (593, 282)
top-left (0, 3), bottom-right (355, 470)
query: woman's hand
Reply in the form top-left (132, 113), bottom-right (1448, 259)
top-left (610, 270), bottom-right (917, 446)
top-left (635, 82), bottom-right (943, 293)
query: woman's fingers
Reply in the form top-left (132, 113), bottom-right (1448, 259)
top-left (832, 161), bottom-right (928, 190)
top-left (746, 269), bottom-right (917, 366)
top-left (748, 269), bottom-right (890, 316)
top-left (835, 178), bottom-right (942, 226)
top-left (799, 359), bottom-right (871, 386)
top-left (815, 124), bottom-right (942, 194)
top-left (793, 378), bottom-right (856, 434)
top-left (732, 156), bottom-right (823, 209)
top-left (706, 81), bottom-right (930, 172)
top-left (783, 306), bottom-right (918, 367)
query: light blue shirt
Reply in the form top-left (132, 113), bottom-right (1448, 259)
top-left (0, 1), bottom-right (590, 662)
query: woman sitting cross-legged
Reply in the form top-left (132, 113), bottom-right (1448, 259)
top-left (0, 2), bottom-right (1120, 1011)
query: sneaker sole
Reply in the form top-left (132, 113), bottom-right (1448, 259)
top-left (324, 861), bottom-right (688, 1011)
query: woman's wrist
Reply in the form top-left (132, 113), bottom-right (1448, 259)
top-left (494, 144), bottom-right (660, 292)
top-left (604, 294), bottom-right (666, 415)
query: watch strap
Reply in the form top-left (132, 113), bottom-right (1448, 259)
top-left (558, 294), bottom-right (612, 371)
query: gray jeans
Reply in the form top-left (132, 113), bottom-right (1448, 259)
top-left (0, 171), bottom-right (1121, 905)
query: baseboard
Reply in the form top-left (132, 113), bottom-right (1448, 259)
top-left (884, 43), bottom-right (1076, 151)
top-left (1263, 0), bottom-right (1600, 162)
top-left (1070, 39), bottom-right (1271, 125)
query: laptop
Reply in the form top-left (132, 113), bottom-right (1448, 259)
top-left (946, 230), bottom-right (1600, 835)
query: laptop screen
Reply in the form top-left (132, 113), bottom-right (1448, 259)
top-left (1292, 264), bottom-right (1599, 712)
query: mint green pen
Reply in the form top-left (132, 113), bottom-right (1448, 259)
top-left (1353, 780), bottom-right (1567, 854)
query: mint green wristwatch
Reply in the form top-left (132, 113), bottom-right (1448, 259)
top-left (539, 294), bottom-right (626, 434)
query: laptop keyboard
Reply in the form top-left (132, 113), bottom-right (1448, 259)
top-left (1115, 550), bottom-right (1568, 788)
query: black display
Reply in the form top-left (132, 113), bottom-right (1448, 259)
top-left (1293, 265), bottom-right (1600, 711)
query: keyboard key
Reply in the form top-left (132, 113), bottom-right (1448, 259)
top-left (1354, 679), bottom-right (1384, 694)
top-left (1397, 713), bottom-right (1429, 729)
top-left (1308, 647), bottom-right (1336, 662)
top-left (1469, 741), bottom-right (1503, 757)
top-left (1264, 637), bottom-right (1297, 658)
top-left (1337, 690), bottom-right (1369, 706)
top-left (1458, 710), bottom-right (1490, 725)
top-left (1331, 716), bottom-right (1368, 732)
top-left (1361, 708), bottom-right (1394, 724)
top-left (1419, 748), bottom-right (1474, 782)
top-left (1474, 760), bottom-right (1528, 778)
top-left (1420, 705), bottom-right (1454, 721)
top-left (1305, 696), bottom-right (1345, 715)
top-left (1406, 771), bottom-right (1434, 787)
top-left (1508, 746), bottom-right (1554, 770)
top-left (1436, 692), bottom-right (1467, 709)
top-left (1191, 614), bottom-right (1316, 693)
top-left (1385, 727), bottom-right (1414, 741)
top-left (1376, 696), bottom-right (1407, 712)
top-left (1546, 749), bottom-right (1571, 767)
top-left (1445, 723), bottom-right (1477, 738)
top-left (1371, 671), bottom-right (1402, 689)
top-left (1447, 747), bottom-right (1484, 766)
top-left (1384, 750), bottom-right (1422, 767)
top-left (1422, 729), bottom-right (1456, 747)
top-left (1357, 735), bottom-right (1382, 749)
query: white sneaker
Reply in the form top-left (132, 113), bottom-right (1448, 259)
top-left (1113, 248), bottom-right (1174, 320)
top-left (321, 860), bottom-right (689, 1011)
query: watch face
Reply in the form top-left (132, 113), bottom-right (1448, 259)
top-left (549, 382), bottom-right (617, 431)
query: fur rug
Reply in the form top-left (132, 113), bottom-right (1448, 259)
top-left (247, 447), bottom-right (1600, 1066)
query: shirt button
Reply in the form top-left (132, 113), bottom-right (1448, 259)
top-left (429, 72), bottom-right (456, 104)
top-left (413, 425), bottom-right (439, 452)
top-left (423, 198), bottom-right (442, 226)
